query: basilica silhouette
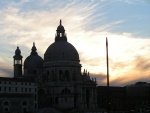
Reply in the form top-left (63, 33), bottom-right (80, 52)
top-left (0, 20), bottom-right (98, 113)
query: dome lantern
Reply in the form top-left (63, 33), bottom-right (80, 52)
top-left (55, 20), bottom-right (67, 42)
top-left (31, 42), bottom-right (37, 55)
top-left (44, 20), bottom-right (79, 61)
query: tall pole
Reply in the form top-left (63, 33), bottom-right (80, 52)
top-left (106, 37), bottom-right (110, 113)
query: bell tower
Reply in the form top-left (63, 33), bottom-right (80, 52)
top-left (13, 46), bottom-right (23, 78)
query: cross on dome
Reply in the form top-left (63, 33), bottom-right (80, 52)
top-left (60, 19), bottom-right (62, 25)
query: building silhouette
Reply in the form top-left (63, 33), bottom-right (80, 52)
top-left (0, 20), bottom-right (150, 113)
top-left (97, 82), bottom-right (150, 113)
top-left (0, 20), bottom-right (98, 113)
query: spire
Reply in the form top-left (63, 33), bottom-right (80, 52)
top-left (31, 42), bottom-right (37, 55)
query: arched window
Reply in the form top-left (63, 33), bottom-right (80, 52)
top-left (22, 101), bottom-right (27, 106)
top-left (47, 71), bottom-right (49, 75)
top-left (60, 33), bottom-right (62, 37)
top-left (52, 70), bottom-right (54, 74)
top-left (61, 88), bottom-right (71, 104)
top-left (61, 88), bottom-right (71, 94)
top-left (59, 70), bottom-right (63, 81)
top-left (22, 101), bottom-right (28, 113)
top-left (50, 70), bottom-right (54, 81)
top-left (34, 70), bottom-right (37, 74)
top-left (73, 71), bottom-right (76, 81)
top-left (46, 71), bottom-right (49, 81)
top-left (65, 70), bottom-right (69, 81)
top-left (55, 97), bottom-right (58, 104)
top-left (3, 101), bottom-right (10, 113)
top-left (86, 89), bottom-right (90, 108)
top-left (3, 101), bottom-right (9, 106)
top-left (62, 52), bottom-right (64, 58)
top-left (38, 89), bottom-right (45, 95)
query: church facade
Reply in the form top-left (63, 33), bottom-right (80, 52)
top-left (0, 20), bottom-right (98, 113)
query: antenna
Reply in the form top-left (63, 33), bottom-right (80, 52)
top-left (106, 37), bottom-right (110, 113)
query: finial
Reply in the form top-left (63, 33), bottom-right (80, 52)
top-left (32, 42), bottom-right (36, 49)
top-left (60, 19), bottom-right (62, 25)
top-left (33, 42), bottom-right (35, 46)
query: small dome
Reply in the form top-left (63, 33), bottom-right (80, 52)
top-left (44, 41), bottom-right (79, 61)
top-left (24, 55), bottom-right (43, 69)
top-left (24, 43), bottom-right (43, 69)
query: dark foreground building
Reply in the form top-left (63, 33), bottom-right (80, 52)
top-left (97, 82), bottom-right (150, 113)
top-left (0, 20), bottom-right (99, 113)
top-left (0, 77), bottom-right (38, 113)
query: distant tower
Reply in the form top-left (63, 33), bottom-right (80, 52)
top-left (13, 46), bottom-right (23, 78)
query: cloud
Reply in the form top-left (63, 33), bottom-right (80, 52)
top-left (79, 32), bottom-right (150, 86)
top-left (0, 66), bottom-right (13, 77)
top-left (90, 73), bottom-right (106, 85)
top-left (0, 0), bottom-right (150, 86)
top-left (108, 55), bottom-right (150, 86)
top-left (117, 0), bottom-right (149, 4)
top-left (0, 1), bottom-right (116, 59)
top-left (0, 58), bottom-right (13, 77)
top-left (134, 56), bottom-right (150, 71)
top-left (87, 53), bottom-right (150, 86)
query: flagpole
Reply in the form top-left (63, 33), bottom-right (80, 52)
top-left (106, 37), bottom-right (110, 113)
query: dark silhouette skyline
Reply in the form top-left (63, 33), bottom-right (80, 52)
top-left (0, 0), bottom-right (150, 86)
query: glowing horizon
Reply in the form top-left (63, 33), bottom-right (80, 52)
top-left (0, 0), bottom-right (150, 86)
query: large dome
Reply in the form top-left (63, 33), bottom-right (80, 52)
top-left (44, 20), bottom-right (79, 61)
top-left (44, 41), bottom-right (79, 61)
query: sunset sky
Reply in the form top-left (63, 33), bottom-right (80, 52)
top-left (0, 0), bottom-right (150, 86)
